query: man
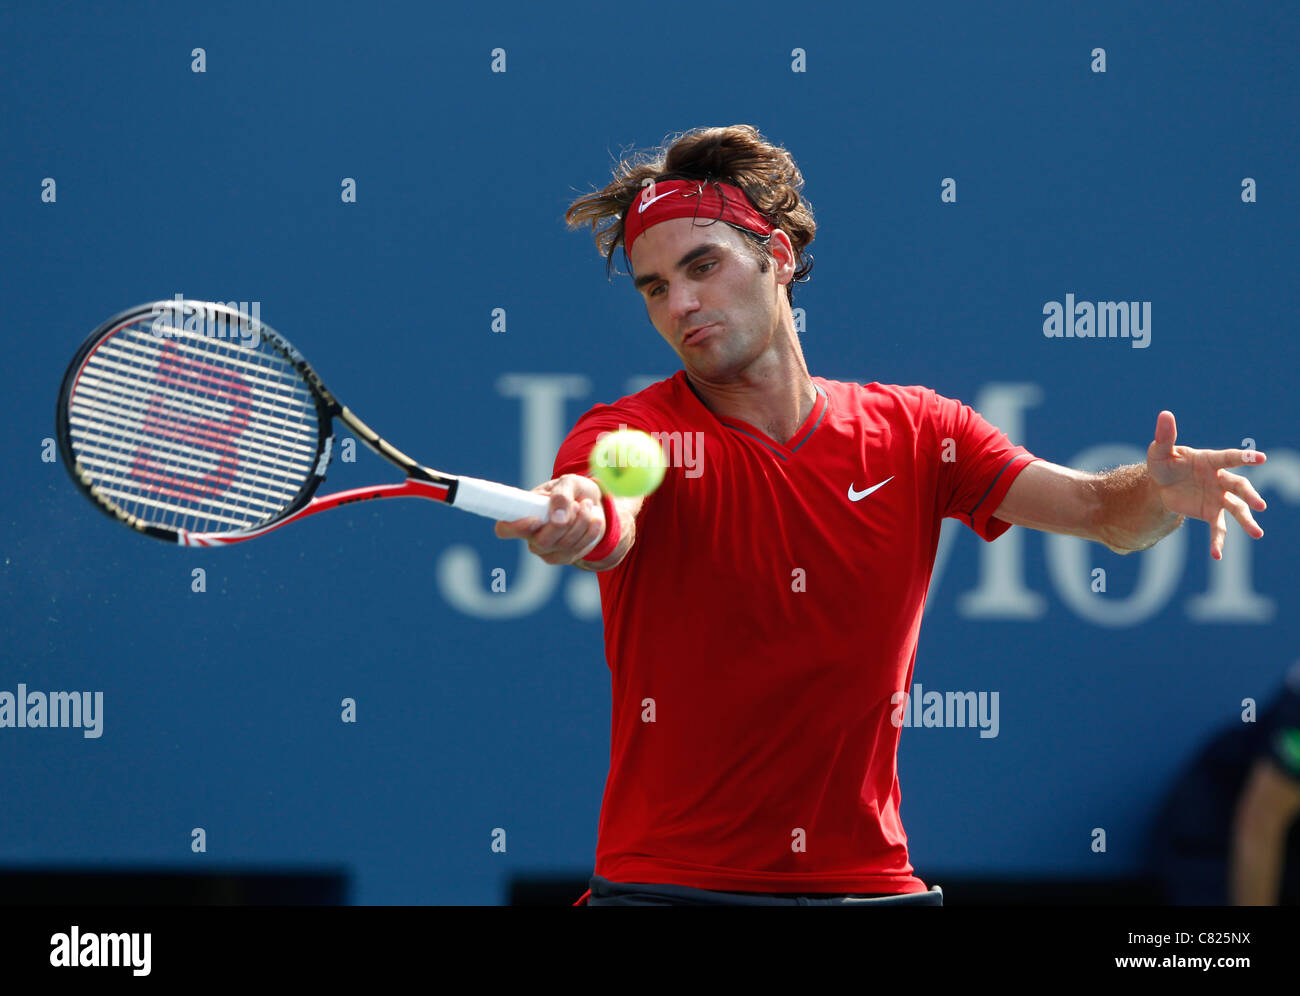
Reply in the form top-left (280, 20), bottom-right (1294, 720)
top-left (494, 125), bottom-right (1268, 906)
top-left (1151, 660), bottom-right (1300, 905)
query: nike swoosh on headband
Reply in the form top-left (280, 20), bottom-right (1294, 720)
top-left (638, 189), bottom-right (679, 213)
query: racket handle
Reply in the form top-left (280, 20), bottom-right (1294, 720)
top-left (453, 475), bottom-right (554, 521)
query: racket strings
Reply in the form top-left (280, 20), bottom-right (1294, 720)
top-left (65, 316), bottom-right (322, 535)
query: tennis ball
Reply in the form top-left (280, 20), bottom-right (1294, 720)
top-left (588, 429), bottom-right (667, 497)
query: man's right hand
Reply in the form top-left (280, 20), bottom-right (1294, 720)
top-left (494, 473), bottom-right (608, 566)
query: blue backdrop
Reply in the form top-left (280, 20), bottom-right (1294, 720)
top-left (1, 1), bottom-right (1296, 903)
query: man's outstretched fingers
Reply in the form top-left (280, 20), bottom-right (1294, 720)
top-left (1223, 492), bottom-right (1264, 539)
top-left (1210, 507), bottom-right (1228, 560)
top-left (1218, 468), bottom-right (1267, 511)
top-left (1232, 447), bottom-right (1268, 468)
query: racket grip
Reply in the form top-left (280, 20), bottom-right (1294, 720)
top-left (453, 476), bottom-right (553, 521)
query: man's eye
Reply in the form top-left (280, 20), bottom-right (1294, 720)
top-left (649, 262), bottom-right (714, 298)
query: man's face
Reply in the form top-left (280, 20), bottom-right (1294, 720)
top-left (629, 218), bottom-right (789, 381)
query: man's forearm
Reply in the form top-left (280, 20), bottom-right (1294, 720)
top-left (1227, 759), bottom-right (1300, 905)
top-left (1229, 819), bottom-right (1287, 905)
top-left (1091, 463), bottom-right (1184, 554)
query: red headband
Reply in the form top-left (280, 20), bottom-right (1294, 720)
top-left (623, 178), bottom-right (773, 257)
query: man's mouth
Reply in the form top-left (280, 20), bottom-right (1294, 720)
top-left (683, 324), bottom-right (716, 346)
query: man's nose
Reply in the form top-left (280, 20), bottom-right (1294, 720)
top-left (668, 283), bottom-right (700, 324)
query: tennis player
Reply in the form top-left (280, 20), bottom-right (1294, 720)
top-left (495, 124), bottom-right (1268, 907)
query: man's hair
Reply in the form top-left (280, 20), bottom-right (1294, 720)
top-left (564, 124), bottom-right (816, 305)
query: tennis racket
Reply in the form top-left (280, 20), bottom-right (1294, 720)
top-left (56, 300), bottom-right (552, 546)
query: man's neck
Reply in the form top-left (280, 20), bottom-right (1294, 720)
top-left (685, 339), bottom-right (817, 447)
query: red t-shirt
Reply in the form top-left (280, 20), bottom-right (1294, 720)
top-left (553, 371), bottom-right (1040, 893)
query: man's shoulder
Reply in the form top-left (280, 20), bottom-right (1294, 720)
top-left (571, 371), bottom-right (694, 429)
top-left (610, 370), bottom-right (688, 409)
top-left (815, 377), bottom-right (941, 413)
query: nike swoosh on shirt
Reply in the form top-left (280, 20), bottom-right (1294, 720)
top-left (638, 189), bottom-right (678, 213)
top-left (848, 476), bottom-right (894, 502)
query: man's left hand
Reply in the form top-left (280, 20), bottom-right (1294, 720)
top-left (1146, 410), bottom-right (1267, 560)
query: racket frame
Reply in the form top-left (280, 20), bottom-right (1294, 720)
top-left (56, 301), bottom-right (543, 546)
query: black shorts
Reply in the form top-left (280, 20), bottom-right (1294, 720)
top-left (586, 875), bottom-right (944, 906)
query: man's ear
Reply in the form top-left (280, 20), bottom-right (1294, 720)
top-left (769, 229), bottom-right (796, 285)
